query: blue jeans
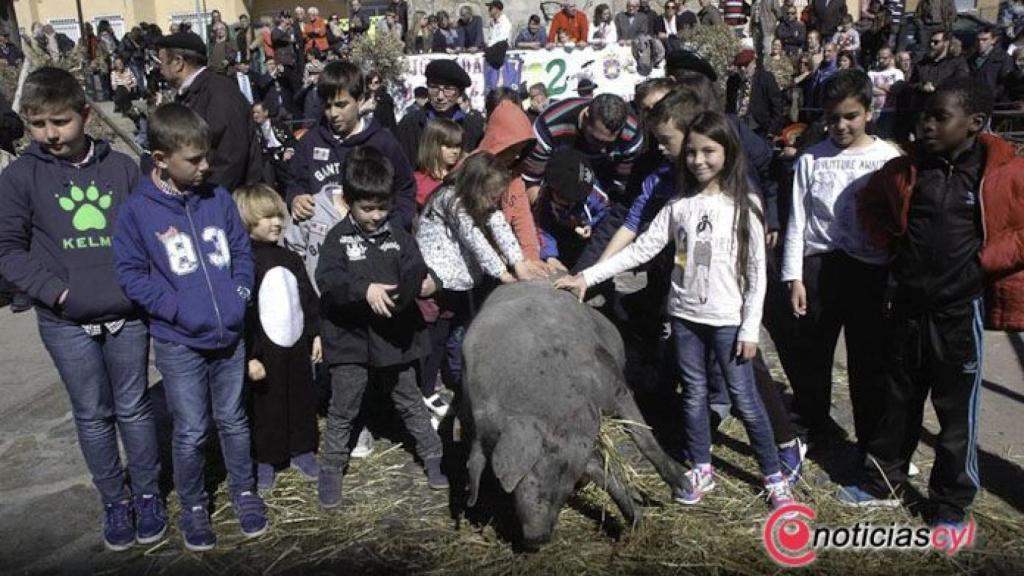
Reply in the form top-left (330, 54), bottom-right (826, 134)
top-left (673, 318), bottom-right (780, 476)
top-left (154, 338), bottom-right (253, 508)
top-left (38, 316), bottom-right (159, 504)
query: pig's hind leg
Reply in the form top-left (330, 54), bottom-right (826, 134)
top-left (583, 453), bottom-right (643, 529)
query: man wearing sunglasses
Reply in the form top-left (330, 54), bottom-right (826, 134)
top-left (775, 4), bottom-right (806, 56)
top-left (653, 2), bottom-right (686, 44)
top-left (910, 30), bottom-right (968, 98)
top-left (395, 59), bottom-right (484, 164)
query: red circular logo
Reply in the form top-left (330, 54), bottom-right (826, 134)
top-left (763, 504), bottom-right (817, 567)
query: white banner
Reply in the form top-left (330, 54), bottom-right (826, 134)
top-left (392, 45), bottom-right (664, 120)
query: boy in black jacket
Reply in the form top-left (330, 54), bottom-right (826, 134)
top-left (315, 146), bottom-right (447, 509)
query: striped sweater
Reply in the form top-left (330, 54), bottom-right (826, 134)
top-left (521, 97), bottom-right (644, 205)
top-left (721, 0), bottom-right (748, 26)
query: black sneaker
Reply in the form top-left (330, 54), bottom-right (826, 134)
top-left (103, 499), bottom-right (134, 551)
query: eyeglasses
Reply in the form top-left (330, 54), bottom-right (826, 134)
top-left (427, 83), bottom-right (460, 95)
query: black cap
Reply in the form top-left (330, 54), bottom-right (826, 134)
top-left (544, 148), bottom-right (595, 205)
top-left (577, 78), bottom-right (598, 92)
top-left (155, 31), bottom-right (207, 56)
top-left (664, 49), bottom-right (717, 82)
top-left (424, 59), bottom-right (472, 89)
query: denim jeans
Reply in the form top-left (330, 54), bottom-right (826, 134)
top-left (321, 362), bottom-right (442, 472)
top-left (437, 289), bottom-right (478, 391)
top-left (672, 318), bottom-right (780, 476)
top-left (38, 316), bottom-right (159, 504)
top-left (154, 338), bottom-right (253, 508)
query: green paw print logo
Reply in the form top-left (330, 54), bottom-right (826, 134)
top-left (57, 184), bottom-right (113, 232)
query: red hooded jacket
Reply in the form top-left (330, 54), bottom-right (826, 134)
top-left (471, 101), bottom-right (541, 261)
top-left (857, 134), bottom-right (1024, 330)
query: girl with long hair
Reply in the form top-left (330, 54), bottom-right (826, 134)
top-left (557, 111), bottom-right (797, 511)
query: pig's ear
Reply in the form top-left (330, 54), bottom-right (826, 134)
top-left (492, 418), bottom-right (544, 494)
top-left (467, 438), bottom-right (486, 507)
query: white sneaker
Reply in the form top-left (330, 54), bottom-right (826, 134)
top-left (351, 428), bottom-right (374, 459)
top-left (908, 462), bottom-right (920, 477)
top-left (423, 393), bottom-right (450, 418)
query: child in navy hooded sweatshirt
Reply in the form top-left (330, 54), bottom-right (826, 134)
top-left (286, 60), bottom-right (417, 231)
top-left (113, 103), bottom-right (267, 552)
top-left (0, 67), bottom-right (164, 552)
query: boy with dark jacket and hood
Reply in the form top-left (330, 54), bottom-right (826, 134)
top-left (287, 61), bottom-right (417, 231)
top-left (839, 79), bottom-right (1024, 527)
top-left (535, 148), bottom-right (610, 273)
top-left (0, 67), bottom-right (164, 552)
top-left (315, 146), bottom-right (448, 509)
top-left (113, 103), bottom-right (267, 551)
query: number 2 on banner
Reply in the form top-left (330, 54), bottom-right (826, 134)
top-left (546, 59), bottom-right (568, 96)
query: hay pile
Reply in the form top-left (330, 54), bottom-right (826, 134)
top-left (116, 406), bottom-right (1024, 574)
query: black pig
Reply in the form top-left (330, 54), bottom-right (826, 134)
top-left (461, 281), bottom-right (690, 549)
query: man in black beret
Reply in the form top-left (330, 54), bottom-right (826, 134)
top-left (664, 49), bottom-right (717, 82)
top-left (394, 59), bottom-right (484, 164)
top-left (156, 32), bottom-right (264, 189)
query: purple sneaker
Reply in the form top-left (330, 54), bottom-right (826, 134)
top-left (233, 491), bottom-right (268, 538)
top-left (102, 499), bottom-right (134, 551)
top-left (179, 505), bottom-right (216, 551)
top-left (290, 452), bottom-right (319, 479)
top-left (134, 494), bottom-right (167, 544)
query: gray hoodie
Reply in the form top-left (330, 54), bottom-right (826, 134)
top-left (283, 184), bottom-right (346, 295)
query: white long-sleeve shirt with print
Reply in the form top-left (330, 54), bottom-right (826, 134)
top-left (582, 192), bottom-right (767, 343)
top-left (782, 137), bottom-right (901, 282)
top-left (416, 185), bottom-right (523, 291)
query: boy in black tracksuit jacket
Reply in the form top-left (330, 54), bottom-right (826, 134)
top-left (841, 79), bottom-right (1024, 525)
top-left (285, 61), bottom-right (416, 231)
top-left (314, 146), bottom-right (447, 509)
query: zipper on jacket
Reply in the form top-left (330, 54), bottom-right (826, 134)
top-left (185, 200), bottom-right (225, 347)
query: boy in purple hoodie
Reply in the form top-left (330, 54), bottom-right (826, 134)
top-left (113, 103), bottom-right (267, 551)
top-left (0, 67), bottom-right (163, 552)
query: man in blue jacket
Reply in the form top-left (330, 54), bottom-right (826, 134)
top-left (113, 103), bottom-right (267, 552)
top-left (0, 68), bottom-right (164, 551)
